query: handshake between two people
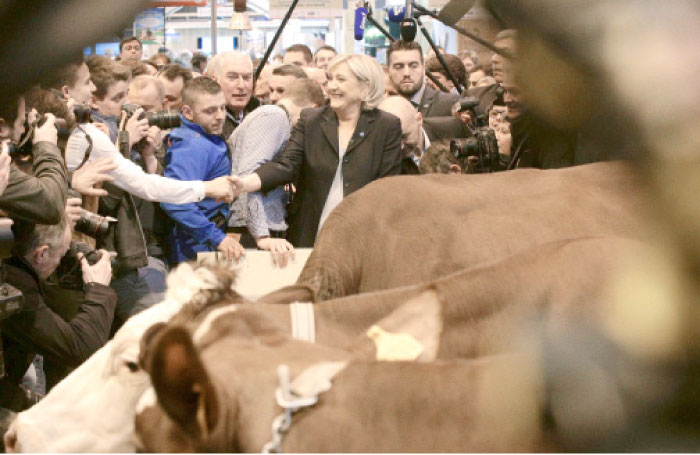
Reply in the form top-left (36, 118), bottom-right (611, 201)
top-left (205, 172), bottom-right (262, 204)
top-left (218, 173), bottom-right (295, 268)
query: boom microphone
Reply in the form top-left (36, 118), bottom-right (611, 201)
top-left (354, 6), bottom-right (368, 41)
top-left (400, 18), bottom-right (417, 41)
top-left (387, 6), bottom-right (405, 22)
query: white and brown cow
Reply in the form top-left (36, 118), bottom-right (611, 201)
top-left (4, 163), bottom-right (643, 452)
top-left (4, 235), bottom-right (636, 452)
top-left (133, 299), bottom-right (546, 452)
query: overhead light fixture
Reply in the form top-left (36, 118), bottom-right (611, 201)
top-left (229, 0), bottom-right (252, 30)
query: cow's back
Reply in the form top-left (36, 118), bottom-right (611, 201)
top-left (301, 162), bottom-right (644, 299)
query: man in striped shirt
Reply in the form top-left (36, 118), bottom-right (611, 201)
top-left (227, 78), bottom-right (324, 266)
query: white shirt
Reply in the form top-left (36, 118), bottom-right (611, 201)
top-left (317, 145), bottom-right (347, 234)
top-left (65, 123), bottom-right (206, 204)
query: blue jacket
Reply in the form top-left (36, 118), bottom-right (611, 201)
top-left (161, 116), bottom-right (231, 263)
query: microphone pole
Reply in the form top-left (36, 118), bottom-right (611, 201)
top-left (415, 15), bottom-right (463, 94)
top-left (255, 0), bottom-right (301, 81)
top-left (365, 9), bottom-right (395, 42)
top-left (412, 1), bottom-right (512, 59)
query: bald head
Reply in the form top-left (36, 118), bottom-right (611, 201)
top-left (304, 67), bottom-right (329, 98)
top-left (378, 96), bottom-right (424, 157)
top-left (206, 51), bottom-right (254, 113)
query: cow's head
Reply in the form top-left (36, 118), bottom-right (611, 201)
top-left (4, 263), bottom-right (243, 453)
top-left (133, 290), bottom-right (443, 452)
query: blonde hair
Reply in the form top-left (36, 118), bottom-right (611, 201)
top-left (328, 53), bottom-right (385, 110)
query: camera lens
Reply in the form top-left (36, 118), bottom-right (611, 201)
top-left (146, 111), bottom-right (180, 129)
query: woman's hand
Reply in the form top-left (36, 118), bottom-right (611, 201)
top-left (256, 237), bottom-right (295, 268)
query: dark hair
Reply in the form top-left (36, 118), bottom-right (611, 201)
top-left (149, 52), bottom-right (171, 67)
top-left (158, 63), bottom-right (193, 84)
top-left (314, 45), bottom-right (337, 58)
top-left (124, 60), bottom-right (154, 77)
top-left (387, 40), bottom-right (424, 65)
top-left (24, 88), bottom-right (75, 132)
top-left (191, 52), bottom-right (208, 72)
top-left (418, 140), bottom-right (461, 174)
top-left (425, 54), bottom-right (467, 89)
top-left (119, 36), bottom-right (142, 52)
top-left (182, 76), bottom-right (222, 107)
top-left (271, 63), bottom-right (308, 79)
top-left (281, 78), bottom-right (324, 108)
top-left (40, 52), bottom-right (85, 92)
top-left (0, 93), bottom-right (21, 127)
top-left (285, 44), bottom-right (313, 64)
top-left (89, 61), bottom-right (131, 100)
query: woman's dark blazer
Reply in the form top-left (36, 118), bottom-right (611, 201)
top-left (255, 104), bottom-right (402, 247)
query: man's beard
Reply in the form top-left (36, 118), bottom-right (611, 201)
top-left (396, 79), bottom-right (422, 98)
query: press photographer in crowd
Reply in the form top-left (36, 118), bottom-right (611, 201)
top-left (0, 95), bottom-right (66, 224)
top-left (51, 58), bottom-right (236, 321)
top-left (0, 217), bottom-right (115, 412)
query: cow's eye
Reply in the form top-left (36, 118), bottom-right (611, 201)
top-left (125, 361), bottom-right (140, 372)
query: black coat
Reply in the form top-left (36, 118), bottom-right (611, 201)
top-left (256, 105), bottom-right (402, 247)
top-left (417, 85), bottom-right (459, 118)
top-left (0, 256), bottom-right (116, 411)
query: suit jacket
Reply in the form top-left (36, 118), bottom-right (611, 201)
top-left (417, 84), bottom-right (459, 118)
top-left (256, 105), bottom-right (402, 247)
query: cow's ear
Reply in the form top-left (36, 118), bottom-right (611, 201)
top-left (149, 325), bottom-right (219, 438)
top-left (139, 322), bottom-right (167, 373)
top-left (350, 287), bottom-right (443, 362)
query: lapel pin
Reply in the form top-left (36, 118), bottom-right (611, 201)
top-left (359, 131), bottom-right (365, 137)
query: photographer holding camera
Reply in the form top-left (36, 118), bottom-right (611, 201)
top-left (52, 59), bottom-right (236, 322)
top-left (0, 216), bottom-right (115, 411)
top-left (0, 95), bottom-right (66, 224)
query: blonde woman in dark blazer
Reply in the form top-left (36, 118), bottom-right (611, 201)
top-left (231, 53), bottom-right (402, 247)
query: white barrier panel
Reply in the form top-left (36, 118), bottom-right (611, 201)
top-left (196, 248), bottom-right (313, 299)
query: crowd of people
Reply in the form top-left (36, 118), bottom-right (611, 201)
top-left (0, 28), bottom-right (593, 422)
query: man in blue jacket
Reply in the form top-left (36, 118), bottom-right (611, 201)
top-left (161, 77), bottom-right (245, 264)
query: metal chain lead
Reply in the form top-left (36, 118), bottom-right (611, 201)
top-left (261, 365), bottom-right (319, 453)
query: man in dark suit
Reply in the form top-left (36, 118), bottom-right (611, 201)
top-left (387, 40), bottom-right (458, 118)
top-left (379, 95), bottom-right (469, 174)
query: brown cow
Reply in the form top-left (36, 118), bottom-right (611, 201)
top-left (134, 300), bottom-right (546, 452)
top-left (297, 162), bottom-right (643, 301)
top-left (132, 236), bottom-right (638, 452)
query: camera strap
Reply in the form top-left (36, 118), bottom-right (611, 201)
top-left (507, 132), bottom-right (529, 171)
top-left (74, 125), bottom-right (93, 171)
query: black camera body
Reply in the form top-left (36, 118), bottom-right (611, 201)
top-left (73, 103), bottom-right (91, 124)
top-left (53, 242), bottom-right (108, 291)
top-left (122, 104), bottom-right (181, 130)
top-left (450, 96), bottom-right (505, 174)
top-left (8, 113), bottom-right (71, 160)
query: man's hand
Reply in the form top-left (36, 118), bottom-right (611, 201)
top-left (229, 173), bottom-right (262, 198)
top-left (121, 109), bottom-right (149, 148)
top-left (65, 197), bottom-right (83, 228)
top-left (33, 113), bottom-right (58, 145)
top-left (0, 144), bottom-right (11, 196)
top-left (256, 237), bottom-right (295, 268)
top-left (204, 176), bottom-right (235, 203)
top-left (141, 126), bottom-right (162, 156)
top-left (79, 249), bottom-right (113, 286)
top-left (71, 158), bottom-right (117, 196)
top-left (217, 235), bottom-right (245, 262)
